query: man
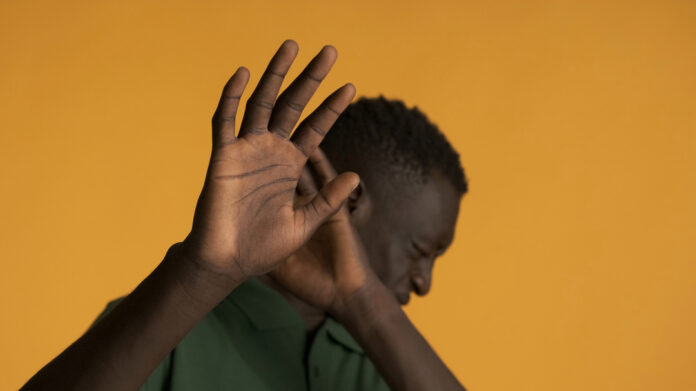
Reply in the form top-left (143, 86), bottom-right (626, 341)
top-left (22, 40), bottom-right (468, 391)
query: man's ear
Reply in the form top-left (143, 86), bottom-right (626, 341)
top-left (347, 181), bottom-right (371, 225)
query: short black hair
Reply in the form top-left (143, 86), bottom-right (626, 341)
top-left (321, 96), bottom-right (468, 194)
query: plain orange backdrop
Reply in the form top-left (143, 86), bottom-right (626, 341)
top-left (1, 1), bottom-right (695, 390)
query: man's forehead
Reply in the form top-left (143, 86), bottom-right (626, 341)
top-left (393, 187), bottom-right (460, 244)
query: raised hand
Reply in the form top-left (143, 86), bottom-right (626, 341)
top-left (181, 40), bottom-right (359, 282)
top-left (272, 149), bottom-right (468, 391)
top-left (271, 148), bottom-right (382, 317)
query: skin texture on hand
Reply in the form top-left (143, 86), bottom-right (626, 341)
top-left (182, 40), bottom-right (359, 285)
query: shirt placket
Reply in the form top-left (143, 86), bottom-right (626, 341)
top-left (306, 327), bottom-right (331, 391)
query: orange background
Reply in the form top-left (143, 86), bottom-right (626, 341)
top-left (1, 1), bottom-right (695, 390)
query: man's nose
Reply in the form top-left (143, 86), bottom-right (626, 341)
top-left (410, 259), bottom-right (433, 296)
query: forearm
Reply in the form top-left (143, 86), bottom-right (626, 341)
top-left (22, 242), bottom-right (243, 391)
top-left (337, 283), bottom-right (466, 391)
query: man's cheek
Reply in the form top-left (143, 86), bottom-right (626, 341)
top-left (389, 255), bottom-right (414, 287)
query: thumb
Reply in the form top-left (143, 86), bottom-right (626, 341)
top-left (299, 171), bottom-right (359, 230)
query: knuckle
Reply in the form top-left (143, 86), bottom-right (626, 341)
top-left (302, 70), bottom-right (323, 83)
top-left (308, 123), bottom-right (326, 136)
top-left (317, 190), bottom-right (333, 211)
top-left (284, 99), bottom-right (304, 113)
top-left (274, 127), bottom-right (292, 138)
top-left (292, 141), bottom-right (310, 158)
top-left (324, 104), bottom-right (341, 116)
top-left (268, 69), bottom-right (287, 79)
top-left (223, 95), bottom-right (241, 102)
top-left (247, 98), bottom-right (274, 111)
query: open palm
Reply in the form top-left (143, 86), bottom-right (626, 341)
top-left (182, 41), bottom-right (359, 281)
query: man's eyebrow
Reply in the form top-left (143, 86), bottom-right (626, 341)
top-left (410, 236), bottom-right (433, 253)
top-left (412, 233), bottom-right (452, 255)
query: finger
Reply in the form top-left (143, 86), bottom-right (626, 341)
top-left (268, 45), bottom-right (337, 138)
top-left (238, 40), bottom-right (298, 138)
top-left (297, 166), bottom-right (319, 195)
top-left (308, 148), bottom-right (338, 186)
top-left (211, 67), bottom-right (250, 147)
top-left (291, 83), bottom-right (356, 158)
top-left (299, 172), bottom-right (360, 230)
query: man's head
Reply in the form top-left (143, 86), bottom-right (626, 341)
top-left (321, 96), bottom-right (468, 305)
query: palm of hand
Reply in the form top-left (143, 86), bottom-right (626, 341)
top-left (271, 150), bottom-right (378, 315)
top-left (189, 136), bottom-right (305, 277)
top-left (181, 41), bottom-right (358, 281)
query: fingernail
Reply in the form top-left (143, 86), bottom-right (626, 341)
top-left (352, 176), bottom-right (360, 190)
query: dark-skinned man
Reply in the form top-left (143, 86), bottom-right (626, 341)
top-left (22, 40), bottom-right (468, 391)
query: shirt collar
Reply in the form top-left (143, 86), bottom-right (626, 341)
top-left (225, 277), bottom-right (306, 330)
top-left (323, 317), bottom-right (365, 354)
top-left (226, 277), bottom-right (365, 354)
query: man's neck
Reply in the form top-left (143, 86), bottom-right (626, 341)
top-left (257, 275), bottom-right (327, 332)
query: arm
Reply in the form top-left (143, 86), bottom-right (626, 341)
top-left (337, 281), bottom-right (466, 391)
top-left (272, 149), bottom-right (466, 391)
top-left (21, 243), bottom-right (238, 391)
top-left (22, 40), bottom-right (358, 391)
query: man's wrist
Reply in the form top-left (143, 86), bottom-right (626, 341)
top-left (333, 278), bottom-right (404, 337)
top-left (162, 242), bottom-right (246, 314)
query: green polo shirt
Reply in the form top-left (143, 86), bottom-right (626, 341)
top-left (97, 278), bottom-right (390, 391)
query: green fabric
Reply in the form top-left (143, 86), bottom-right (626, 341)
top-left (96, 278), bottom-right (390, 391)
